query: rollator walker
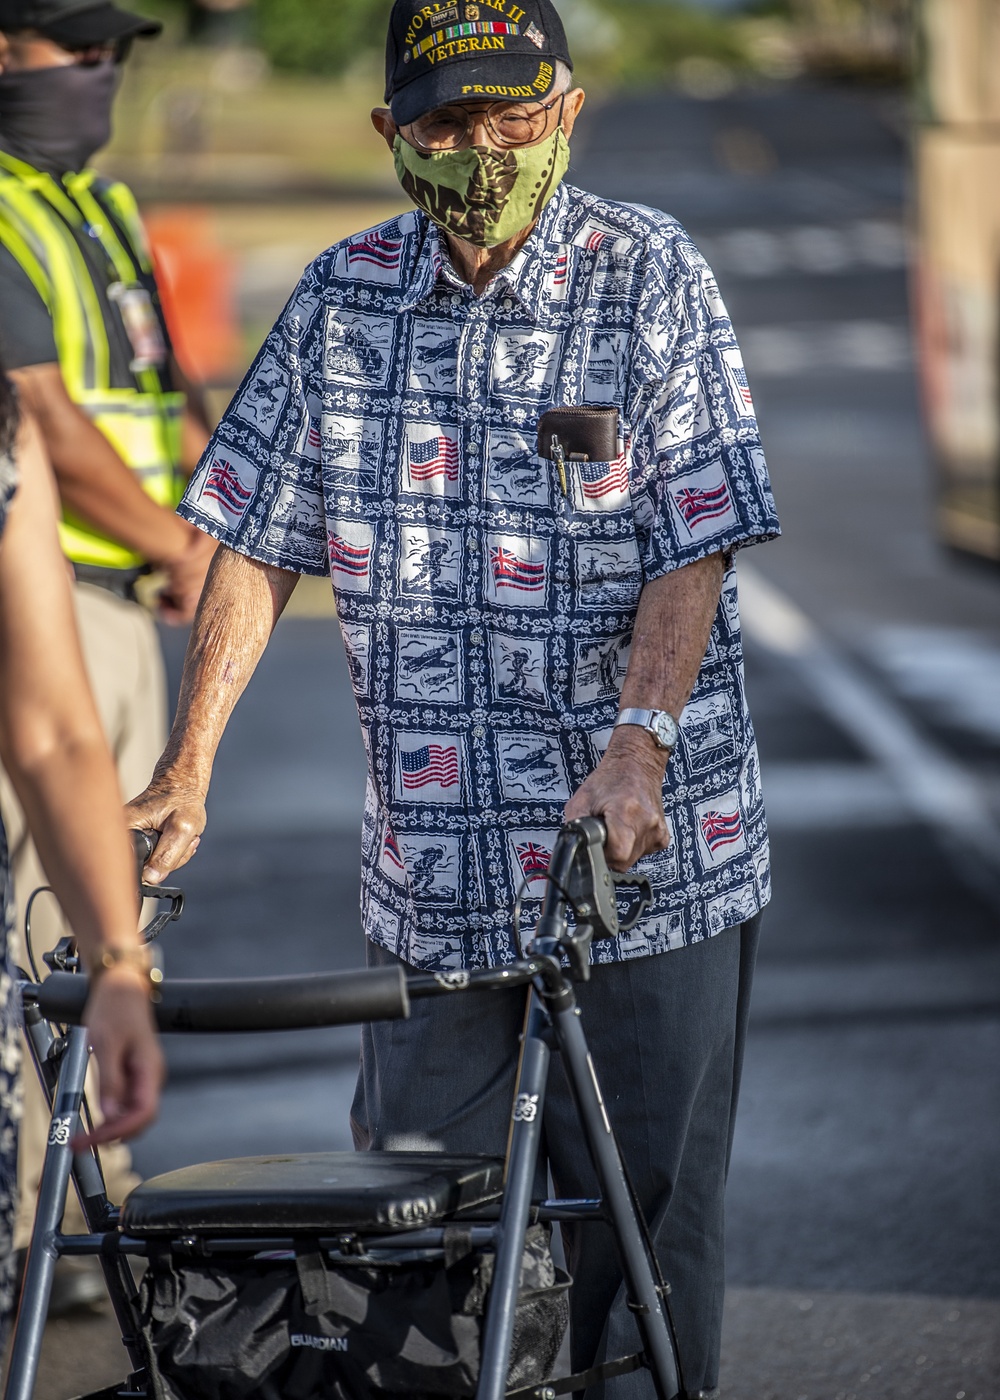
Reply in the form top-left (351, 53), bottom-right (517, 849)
top-left (6, 819), bottom-right (691, 1400)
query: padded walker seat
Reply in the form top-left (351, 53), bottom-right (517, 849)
top-left (120, 1152), bottom-right (504, 1236)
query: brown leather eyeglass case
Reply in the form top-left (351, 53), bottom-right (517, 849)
top-left (537, 406), bottom-right (620, 462)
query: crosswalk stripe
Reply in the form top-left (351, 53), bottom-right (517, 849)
top-left (697, 219), bottom-right (907, 278)
top-left (741, 319), bottom-right (912, 375)
top-left (738, 563), bottom-right (1000, 906)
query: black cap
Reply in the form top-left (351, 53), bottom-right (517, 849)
top-left (0, 1), bottom-right (162, 45)
top-left (386, 0), bottom-right (573, 127)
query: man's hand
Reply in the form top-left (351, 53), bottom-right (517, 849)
top-left (564, 728), bottom-right (671, 871)
top-left (76, 967), bottom-right (165, 1149)
top-left (125, 775), bottom-right (207, 884)
top-left (155, 526), bottom-right (217, 626)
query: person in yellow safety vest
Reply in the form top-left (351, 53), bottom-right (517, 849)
top-left (0, 0), bottom-right (216, 1314)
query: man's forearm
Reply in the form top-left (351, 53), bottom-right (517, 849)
top-left (154, 547), bottom-right (299, 794)
top-left (129, 546), bottom-right (300, 881)
top-left (13, 363), bottom-right (191, 561)
top-left (617, 551), bottom-right (726, 721)
top-left (565, 551), bottom-right (726, 869)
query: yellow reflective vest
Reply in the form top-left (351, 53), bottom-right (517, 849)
top-left (0, 152), bottom-right (183, 569)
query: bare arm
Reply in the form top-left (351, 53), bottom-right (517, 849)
top-left (12, 362), bottom-right (215, 623)
top-left (565, 551), bottom-right (726, 870)
top-left (126, 545), bottom-right (300, 882)
top-left (0, 415), bottom-right (163, 1144)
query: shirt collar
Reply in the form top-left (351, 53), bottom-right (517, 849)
top-left (398, 182), bottom-right (572, 314)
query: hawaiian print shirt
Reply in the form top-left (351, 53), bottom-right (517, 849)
top-left (180, 182), bottom-right (781, 971)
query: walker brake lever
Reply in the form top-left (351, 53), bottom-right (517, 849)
top-left (130, 828), bottom-right (185, 943)
top-left (139, 886), bottom-right (185, 944)
top-left (611, 872), bottom-right (653, 932)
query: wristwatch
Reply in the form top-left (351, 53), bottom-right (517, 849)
top-left (614, 707), bottom-right (680, 752)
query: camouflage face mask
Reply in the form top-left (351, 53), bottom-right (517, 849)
top-left (393, 127), bottom-right (570, 248)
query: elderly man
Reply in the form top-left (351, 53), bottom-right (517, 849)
top-left (129, 1), bottom-right (780, 1394)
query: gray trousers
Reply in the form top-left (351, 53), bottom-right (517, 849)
top-left (351, 915), bottom-right (761, 1397)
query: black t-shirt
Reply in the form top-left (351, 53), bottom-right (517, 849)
top-left (0, 178), bottom-right (173, 388)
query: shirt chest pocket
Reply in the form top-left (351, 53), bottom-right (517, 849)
top-left (551, 455), bottom-right (644, 613)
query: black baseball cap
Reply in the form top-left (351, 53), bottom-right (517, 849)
top-left (385, 0), bottom-right (573, 127)
top-left (0, 0), bottom-right (162, 45)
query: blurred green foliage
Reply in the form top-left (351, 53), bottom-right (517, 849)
top-left (253, 0), bottom-right (392, 75)
top-left (132, 0), bottom-right (750, 80)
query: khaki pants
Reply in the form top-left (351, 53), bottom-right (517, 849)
top-left (0, 582), bottom-right (167, 1249)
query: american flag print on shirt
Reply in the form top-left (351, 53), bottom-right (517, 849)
top-left (408, 435), bottom-right (460, 483)
top-left (722, 348), bottom-right (755, 413)
top-left (182, 181), bottom-right (780, 970)
top-left (578, 453), bottom-right (629, 500)
top-left (202, 458), bottom-right (252, 519)
top-left (347, 233), bottom-right (404, 272)
top-left (400, 744), bottom-right (460, 790)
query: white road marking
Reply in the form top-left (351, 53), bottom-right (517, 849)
top-left (698, 219), bottom-right (907, 278)
top-left (762, 763), bottom-right (901, 829)
top-left (869, 626), bottom-right (1000, 745)
top-left (738, 563), bottom-right (1000, 898)
top-left (741, 320), bottom-right (912, 376)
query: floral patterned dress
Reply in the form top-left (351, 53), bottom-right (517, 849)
top-left (0, 449), bottom-right (22, 1330)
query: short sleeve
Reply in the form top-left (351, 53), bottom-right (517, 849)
top-left (178, 265), bottom-right (331, 577)
top-left (627, 233), bottom-right (780, 581)
top-left (0, 245), bottom-right (58, 369)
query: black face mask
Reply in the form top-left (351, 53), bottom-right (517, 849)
top-left (0, 60), bottom-right (119, 177)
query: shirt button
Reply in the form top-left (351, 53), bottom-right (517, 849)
top-left (470, 630), bottom-right (484, 645)
top-left (473, 725), bottom-right (486, 739)
top-left (470, 345), bottom-right (485, 361)
top-left (468, 538), bottom-right (480, 553)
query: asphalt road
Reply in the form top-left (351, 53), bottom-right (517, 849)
top-left (41, 81), bottom-right (999, 1400)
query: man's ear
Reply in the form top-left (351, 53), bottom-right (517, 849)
top-left (0, 32), bottom-right (11, 70)
top-left (560, 88), bottom-right (586, 143)
top-left (371, 107), bottom-right (399, 152)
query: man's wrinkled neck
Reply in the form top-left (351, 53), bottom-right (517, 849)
top-left (443, 219), bottom-right (538, 297)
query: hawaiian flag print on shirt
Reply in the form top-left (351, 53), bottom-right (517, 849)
top-left (203, 458), bottom-right (252, 519)
top-left (383, 827), bottom-right (404, 869)
top-left (579, 452), bottom-right (629, 500)
top-left (586, 230), bottom-right (608, 252)
top-left (347, 234), bottom-right (403, 271)
top-left (700, 808), bottom-right (743, 855)
top-left (516, 841), bottom-right (551, 882)
top-left (306, 424), bottom-right (321, 450)
top-left (409, 436), bottom-right (460, 482)
top-left (674, 482), bottom-right (732, 530)
top-left (400, 744), bottom-right (460, 790)
top-left (491, 546), bottom-right (545, 592)
top-left (328, 532), bottom-right (371, 578)
top-left (553, 253), bottom-right (568, 287)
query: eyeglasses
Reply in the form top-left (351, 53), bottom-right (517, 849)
top-left (404, 93), bottom-right (566, 152)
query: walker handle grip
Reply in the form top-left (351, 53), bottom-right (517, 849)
top-left (36, 965), bottom-right (411, 1032)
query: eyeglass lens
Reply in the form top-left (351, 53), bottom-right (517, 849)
top-left (409, 99), bottom-right (556, 150)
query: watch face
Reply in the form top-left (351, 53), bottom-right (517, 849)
top-left (652, 712), bottom-right (677, 748)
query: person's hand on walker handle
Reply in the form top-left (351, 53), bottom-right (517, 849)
top-left (564, 725), bottom-right (671, 872)
top-left (125, 774), bottom-right (207, 885)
